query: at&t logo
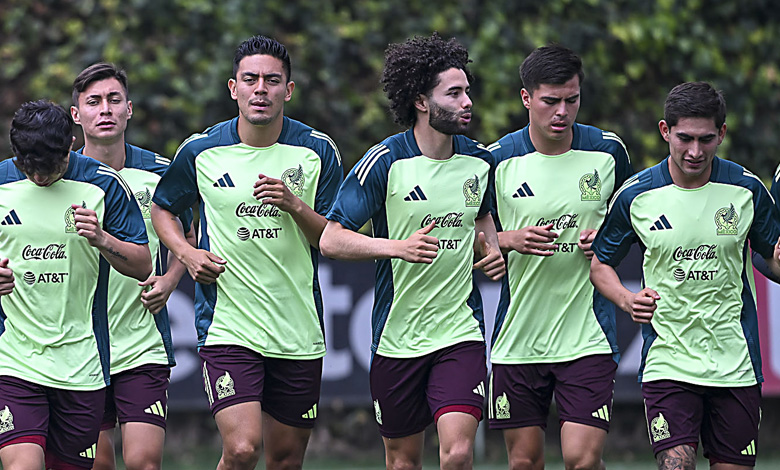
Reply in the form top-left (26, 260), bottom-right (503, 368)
top-left (236, 227), bottom-right (282, 241)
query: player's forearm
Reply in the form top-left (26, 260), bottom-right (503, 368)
top-left (475, 214), bottom-right (500, 254)
top-left (287, 198), bottom-right (328, 249)
top-left (590, 255), bottom-right (633, 313)
top-left (763, 253), bottom-right (780, 281)
top-left (152, 203), bottom-right (196, 262)
top-left (497, 231), bottom-right (515, 254)
top-left (320, 220), bottom-right (398, 261)
top-left (161, 221), bottom-right (196, 285)
top-left (98, 236), bottom-right (152, 281)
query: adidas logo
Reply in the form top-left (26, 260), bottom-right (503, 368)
top-left (741, 439), bottom-right (756, 456)
top-left (650, 215), bottom-right (673, 231)
top-left (1, 210), bottom-right (21, 226)
top-left (472, 382), bottom-right (485, 398)
top-left (144, 400), bottom-right (166, 417)
top-left (213, 173), bottom-right (235, 188)
top-left (79, 443), bottom-right (97, 459)
top-left (302, 404), bottom-right (318, 419)
top-left (512, 183), bottom-right (535, 198)
top-left (404, 185), bottom-right (427, 201)
top-left (591, 405), bottom-right (610, 421)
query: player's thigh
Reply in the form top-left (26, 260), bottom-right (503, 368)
top-left (370, 353), bottom-right (433, 438)
top-left (436, 411), bottom-right (478, 464)
top-left (120, 422), bottom-right (165, 469)
top-left (488, 363), bottom-right (554, 430)
top-left (47, 387), bottom-right (105, 469)
top-left (642, 380), bottom-right (703, 456)
top-left (700, 385), bottom-right (760, 468)
top-left (503, 426), bottom-right (545, 470)
top-left (382, 432), bottom-right (425, 470)
top-left (200, 345), bottom-right (265, 416)
top-left (215, 401), bottom-right (264, 451)
top-left (553, 354), bottom-right (617, 431)
top-left (0, 442), bottom-right (45, 469)
top-left (560, 421), bottom-right (607, 468)
top-left (262, 412), bottom-right (312, 469)
top-left (92, 428), bottom-right (117, 470)
top-left (262, 357), bottom-right (322, 429)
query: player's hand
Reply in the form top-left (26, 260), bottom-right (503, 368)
top-left (578, 229), bottom-right (598, 260)
top-left (180, 248), bottom-right (226, 284)
top-left (473, 232), bottom-right (505, 280)
top-left (0, 258), bottom-right (14, 296)
top-left (505, 223), bottom-right (558, 256)
top-left (627, 288), bottom-right (660, 324)
top-left (253, 174), bottom-right (301, 213)
top-left (73, 204), bottom-right (107, 248)
top-left (774, 236), bottom-right (780, 262)
top-left (397, 222), bottom-right (439, 263)
top-left (139, 274), bottom-right (179, 314)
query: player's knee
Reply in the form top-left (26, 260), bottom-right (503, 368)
top-left (563, 454), bottom-right (603, 470)
top-left (508, 453), bottom-right (544, 470)
top-left (440, 441), bottom-right (473, 470)
top-left (223, 439), bottom-right (262, 468)
top-left (265, 453), bottom-right (304, 470)
top-left (386, 454), bottom-right (422, 470)
top-left (122, 452), bottom-right (162, 470)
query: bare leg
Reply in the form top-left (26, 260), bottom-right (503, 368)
top-left (382, 431), bottom-right (424, 470)
top-left (560, 421), bottom-right (607, 470)
top-left (656, 444), bottom-right (696, 470)
top-left (214, 401), bottom-right (263, 470)
top-left (262, 412), bottom-right (312, 470)
top-left (504, 426), bottom-right (545, 470)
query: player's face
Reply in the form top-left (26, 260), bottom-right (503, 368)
top-left (661, 116), bottom-right (726, 188)
top-left (522, 76), bottom-right (580, 153)
top-left (229, 54), bottom-right (294, 127)
top-left (71, 77), bottom-right (132, 144)
top-left (424, 67), bottom-right (472, 135)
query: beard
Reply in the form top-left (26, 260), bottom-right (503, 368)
top-left (428, 100), bottom-right (471, 135)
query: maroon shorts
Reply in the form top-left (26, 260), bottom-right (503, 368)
top-left (642, 380), bottom-right (761, 466)
top-left (0, 375), bottom-right (105, 469)
top-left (370, 341), bottom-right (487, 438)
top-left (101, 364), bottom-right (170, 431)
top-left (488, 354), bottom-right (617, 431)
top-left (199, 345), bottom-right (322, 429)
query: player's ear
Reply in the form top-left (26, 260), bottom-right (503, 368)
top-left (414, 94), bottom-right (428, 113)
top-left (71, 106), bottom-right (81, 125)
top-left (127, 100), bottom-right (133, 120)
top-left (658, 120), bottom-right (670, 142)
top-left (228, 78), bottom-right (238, 100)
top-left (520, 89), bottom-right (531, 109)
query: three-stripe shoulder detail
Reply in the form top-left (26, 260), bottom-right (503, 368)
top-left (486, 142), bottom-right (501, 153)
top-left (601, 131), bottom-right (631, 164)
top-left (96, 167), bottom-right (133, 200)
top-left (354, 144), bottom-right (389, 186)
top-left (310, 130), bottom-right (342, 166)
top-left (173, 133), bottom-right (209, 160)
top-left (607, 173), bottom-right (641, 213)
top-left (154, 154), bottom-right (171, 166)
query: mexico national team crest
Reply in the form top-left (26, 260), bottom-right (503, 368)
top-left (0, 406), bottom-right (14, 434)
top-left (715, 203), bottom-right (739, 235)
top-left (373, 399), bottom-right (383, 425)
top-left (495, 392), bottom-right (511, 419)
top-left (463, 174), bottom-right (481, 207)
top-left (216, 371), bottom-right (236, 400)
top-left (650, 412), bottom-right (671, 442)
top-left (64, 201), bottom-right (87, 233)
top-left (134, 188), bottom-right (152, 219)
top-left (579, 169), bottom-right (602, 201)
top-left (282, 165), bottom-right (305, 197)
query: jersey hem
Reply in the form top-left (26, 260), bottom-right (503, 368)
top-left (203, 339), bottom-right (326, 360)
top-left (641, 375), bottom-right (759, 387)
top-left (110, 357), bottom-right (171, 375)
top-left (490, 345), bottom-right (613, 364)
top-left (0, 371), bottom-right (106, 391)
top-left (376, 336), bottom-right (485, 359)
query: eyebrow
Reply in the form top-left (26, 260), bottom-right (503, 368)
top-left (241, 72), bottom-right (283, 79)
top-left (540, 93), bottom-right (579, 101)
top-left (86, 91), bottom-right (124, 99)
top-left (676, 131), bottom-right (717, 139)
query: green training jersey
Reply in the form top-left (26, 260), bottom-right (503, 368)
top-left (0, 152), bottom-right (148, 389)
top-left (327, 129), bottom-right (494, 358)
top-left (593, 157), bottom-right (780, 386)
top-left (488, 124), bottom-right (633, 364)
top-left (153, 117), bottom-right (343, 359)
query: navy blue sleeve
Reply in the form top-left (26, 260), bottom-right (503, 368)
top-left (592, 183), bottom-right (639, 267)
top-left (748, 177), bottom-right (780, 259)
top-left (152, 138), bottom-right (200, 217)
top-left (310, 132), bottom-right (344, 216)
top-left (327, 144), bottom-right (390, 232)
top-left (92, 167), bottom-right (148, 244)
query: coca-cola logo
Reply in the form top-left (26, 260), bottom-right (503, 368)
top-left (673, 244), bottom-right (717, 261)
top-left (235, 202), bottom-right (281, 218)
top-left (420, 212), bottom-right (464, 228)
top-left (536, 213), bottom-right (579, 230)
top-left (22, 244), bottom-right (67, 261)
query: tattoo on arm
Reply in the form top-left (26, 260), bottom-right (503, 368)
top-left (657, 445), bottom-right (696, 470)
top-left (106, 247), bottom-right (128, 261)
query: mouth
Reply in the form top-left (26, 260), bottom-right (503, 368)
top-left (551, 121), bottom-right (568, 132)
top-left (250, 100), bottom-right (271, 111)
top-left (460, 112), bottom-right (472, 124)
top-left (96, 120), bottom-right (115, 129)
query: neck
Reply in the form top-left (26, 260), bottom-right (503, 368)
top-left (528, 126), bottom-right (573, 156)
top-left (82, 138), bottom-right (126, 171)
top-left (668, 158), bottom-right (712, 189)
top-left (237, 115), bottom-right (284, 148)
top-left (413, 122), bottom-right (454, 160)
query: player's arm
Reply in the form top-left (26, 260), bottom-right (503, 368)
top-left (473, 214), bottom-right (505, 280)
top-left (320, 220), bottom-right (439, 263)
top-left (762, 237), bottom-right (780, 279)
top-left (253, 173), bottom-right (326, 248)
top-left (72, 204), bottom-right (152, 281)
top-left (590, 254), bottom-right (659, 324)
top-left (151, 203), bottom-right (225, 284)
top-left (578, 228), bottom-right (598, 260)
top-left (498, 223), bottom-right (559, 256)
top-left (0, 258), bottom-right (14, 296)
top-left (139, 219), bottom-right (197, 314)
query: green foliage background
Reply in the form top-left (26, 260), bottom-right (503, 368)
top-left (2, 0), bottom-right (780, 178)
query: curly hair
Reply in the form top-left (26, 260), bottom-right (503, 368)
top-left (381, 32), bottom-right (472, 128)
top-left (10, 100), bottom-right (72, 178)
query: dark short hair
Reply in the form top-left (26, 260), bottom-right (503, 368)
top-left (381, 32), bottom-right (473, 128)
top-left (664, 81), bottom-right (727, 129)
top-left (520, 44), bottom-right (584, 95)
top-left (72, 62), bottom-right (129, 106)
top-left (233, 35), bottom-right (292, 82)
top-left (10, 100), bottom-right (73, 177)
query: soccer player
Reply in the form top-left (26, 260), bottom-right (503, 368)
top-left (0, 100), bottom-right (151, 470)
top-left (590, 81), bottom-right (780, 470)
top-left (70, 62), bottom-right (195, 470)
top-left (320, 33), bottom-right (505, 470)
top-left (150, 35), bottom-right (343, 470)
top-left (486, 44), bottom-right (633, 470)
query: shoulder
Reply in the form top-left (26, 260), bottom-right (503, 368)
top-left (125, 144), bottom-right (171, 176)
top-left (454, 135), bottom-right (493, 165)
top-left (0, 159), bottom-right (25, 184)
top-left (173, 118), bottom-right (239, 161)
top-left (487, 128), bottom-right (530, 162)
top-left (610, 164), bottom-right (662, 208)
top-left (281, 117), bottom-right (342, 165)
top-left (711, 157), bottom-right (766, 194)
top-left (70, 152), bottom-right (133, 198)
top-left (574, 123), bottom-right (629, 157)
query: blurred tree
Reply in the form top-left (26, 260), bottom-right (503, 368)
top-left (1, 0), bottom-right (779, 179)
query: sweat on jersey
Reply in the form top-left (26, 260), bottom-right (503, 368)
top-left (326, 128), bottom-right (494, 359)
top-left (488, 124), bottom-right (633, 364)
top-left (592, 156), bottom-right (780, 386)
top-left (78, 144), bottom-right (193, 374)
top-left (152, 116), bottom-right (343, 359)
top-left (0, 152), bottom-right (148, 390)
